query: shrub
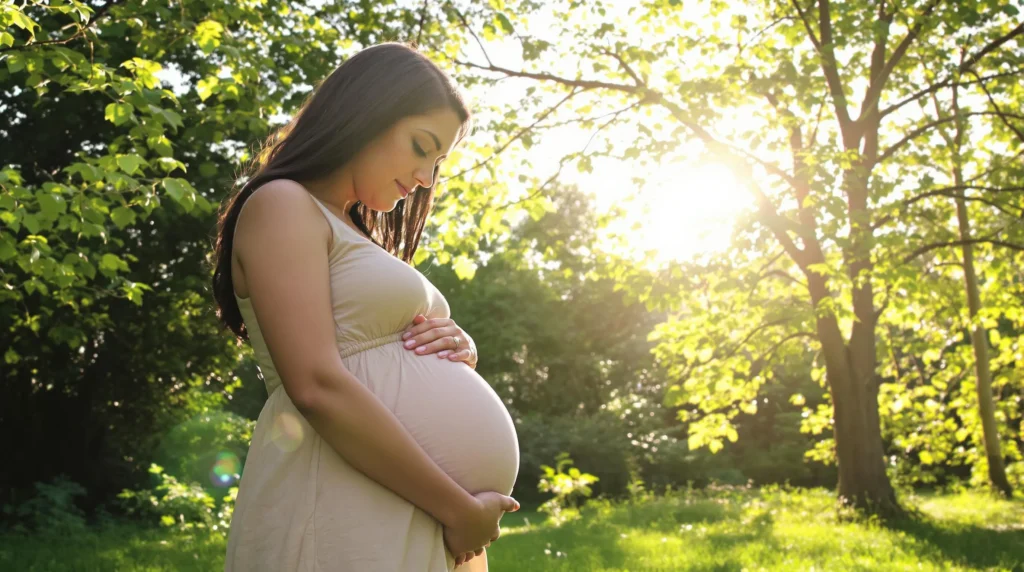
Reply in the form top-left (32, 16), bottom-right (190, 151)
top-left (537, 453), bottom-right (599, 525)
top-left (1, 475), bottom-right (88, 534)
top-left (116, 464), bottom-right (235, 535)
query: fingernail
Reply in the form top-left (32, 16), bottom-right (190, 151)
top-left (404, 340), bottom-right (415, 348)
top-left (402, 332), bottom-right (411, 340)
top-left (416, 347), bottom-right (425, 353)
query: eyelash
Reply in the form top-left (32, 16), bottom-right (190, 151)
top-left (413, 140), bottom-right (427, 157)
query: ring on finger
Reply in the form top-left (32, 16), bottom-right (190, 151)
top-left (452, 335), bottom-right (461, 351)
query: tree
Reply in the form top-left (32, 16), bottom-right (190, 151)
top-left (443, 0), bottom-right (1024, 513)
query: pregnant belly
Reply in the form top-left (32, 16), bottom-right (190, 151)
top-left (343, 342), bottom-right (520, 496)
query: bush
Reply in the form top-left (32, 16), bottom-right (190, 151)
top-left (116, 464), bottom-right (235, 535)
top-left (537, 453), bottom-right (599, 525)
top-left (152, 410), bottom-right (253, 494)
top-left (1, 475), bottom-right (88, 534)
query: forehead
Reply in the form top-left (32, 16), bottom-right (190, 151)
top-left (402, 109), bottom-right (464, 152)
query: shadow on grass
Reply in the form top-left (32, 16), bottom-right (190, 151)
top-left (885, 516), bottom-right (1024, 570)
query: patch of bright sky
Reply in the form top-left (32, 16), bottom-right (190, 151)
top-left (454, 0), bottom-right (761, 265)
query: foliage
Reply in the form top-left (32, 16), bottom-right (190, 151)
top-left (536, 453), bottom-right (600, 525)
top-left (0, 475), bottom-right (87, 535)
top-left (151, 410), bottom-right (254, 493)
top-left (116, 464), bottom-right (235, 535)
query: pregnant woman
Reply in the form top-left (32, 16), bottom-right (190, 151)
top-left (210, 43), bottom-right (521, 571)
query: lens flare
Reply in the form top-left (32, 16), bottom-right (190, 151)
top-left (271, 411), bottom-right (304, 453)
top-left (210, 451), bottom-right (241, 487)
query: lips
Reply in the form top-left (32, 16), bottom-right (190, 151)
top-left (395, 180), bottom-right (410, 198)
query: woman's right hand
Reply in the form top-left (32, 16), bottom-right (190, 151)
top-left (444, 491), bottom-right (519, 566)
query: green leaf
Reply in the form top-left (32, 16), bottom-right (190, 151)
top-left (194, 20), bottom-right (224, 54)
top-left (104, 102), bottom-right (135, 126)
top-left (162, 177), bottom-right (196, 212)
top-left (495, 12), bottom-right (515, 34)
top-left (919, 451), bottom-right (934, 465)
top-left (0, 235), bottom-right (16, 262)
top-left (6, 54), bottom-right (25, 73)
top-left (0, 32), bottom-right (14, 48)
top-left (99, 253), bottom-right (127, 272)
top-left (116, 154), bottom-right (146, 175)
top-left (111, 206), bottom-right (137, 229)
top-left (36, 192), bottom-right (66, 220)
top-left (452, 254), bottom-right (478, 280)
top-left (8, 9), bottom-right (37, 33)
top-left (22, 213), bottom-right (41, 234)
top-left (196, 76), bottom-right (219, 101)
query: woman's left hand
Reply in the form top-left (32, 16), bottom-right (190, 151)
top-left (402, 315), bottom-right (478, 368)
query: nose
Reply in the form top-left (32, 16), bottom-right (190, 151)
top-left (413, 165), bottom-right (435, 189)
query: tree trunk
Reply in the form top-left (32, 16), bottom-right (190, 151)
top-left (948, 85), bottom-right (1013, 498)
top-left (955, 195), bottom-right (1013, 498)
top-left (807, 274), bottom-right (900, 516)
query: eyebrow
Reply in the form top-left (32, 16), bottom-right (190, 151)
top-left (416, 128), bottom-right (441, 152)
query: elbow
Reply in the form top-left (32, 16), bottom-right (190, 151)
top-left (284, 365), bottom-right (347, 413)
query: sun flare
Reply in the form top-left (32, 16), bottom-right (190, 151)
top-left (602, 160), bottom-right (753, 264)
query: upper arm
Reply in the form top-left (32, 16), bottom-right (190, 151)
top-left (234, 180), bottom-right (339, 405)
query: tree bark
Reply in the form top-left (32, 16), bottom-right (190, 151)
top-left (955, 194), bottom-right (1014, 498)
top-left (807, 274), bottom-right (900, 515)
top-left (944, 83), bottom-right (1014, 498)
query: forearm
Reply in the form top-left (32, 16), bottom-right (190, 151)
top-left (292, 367), bottom-right (477, 528)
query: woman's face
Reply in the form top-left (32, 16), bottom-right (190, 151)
top-left (349, 108), bottom-right (463, 212)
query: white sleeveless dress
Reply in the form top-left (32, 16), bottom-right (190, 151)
top-left (224, 186), bottom-right (520, 571)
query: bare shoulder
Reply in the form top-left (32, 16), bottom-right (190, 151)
top-left (234, 179), bottom-right (330, 257)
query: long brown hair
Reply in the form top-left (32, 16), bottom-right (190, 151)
top-left (211, 43), bottom-right (470, 341)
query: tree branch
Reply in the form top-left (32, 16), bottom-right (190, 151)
top-left (859, 0), bottom-right (942, 119)
top-left (902, 238), bottom-right (1024, 264)
top-left (879, 68), bottom-right (1024, 119)
top-left (446, 87), bottom-right (586, 180)
top-left (0, 0), bottom-right (124, 53)
top-left (959, 21), bottom-right (1024, 73)
top-left (971, 70), bottom-right (1024, 145)
top-left (789, 0), bottom-right (823, 51)
top-left (877, 111), bottom-right (1024, 164)
top-left (451, 6), bottom-right (494, 67)
top-left (900, 185), bottom-right (1024, 208)
top-left (453, 59), bottom-right (641, 93)
top-left (415, 0), bottom-right (430, 46)
top-left (600, 48), bottom-right (643, 87)
top-left (816, 0), bottom-right (854, 131)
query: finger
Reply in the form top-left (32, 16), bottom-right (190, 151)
top-left (402, 317), bottom-right (452, 340)
top-left (404, 324), bottom-right (456, 348)
top-left (502, 496), bottom-right (521, 512)
top-left (411, 334), bottom-right (460, 356)
top-left (475, 548), bottom-right (484, 557)
top-left (447, 349), bottom-right (473, 362)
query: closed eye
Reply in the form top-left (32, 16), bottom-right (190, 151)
top-left (413, 139), bottom-right (427, 157)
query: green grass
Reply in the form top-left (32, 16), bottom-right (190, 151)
top-left (2, 488), bottom-right (1022, 571)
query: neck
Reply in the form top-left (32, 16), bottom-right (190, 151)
top-left (299, 168), bottom-right (358, 213)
